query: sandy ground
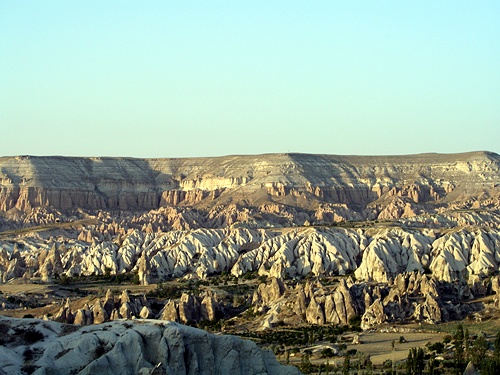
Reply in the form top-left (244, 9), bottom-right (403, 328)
top-left (278, 329), bottom-right (446, 370)
top-left (0, 283), bottom-right (54, 294)
top-left (345, 331), bottom-right (445, 365)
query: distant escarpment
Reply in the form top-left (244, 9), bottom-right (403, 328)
top-left (1, 152), bottom-right (499, 220)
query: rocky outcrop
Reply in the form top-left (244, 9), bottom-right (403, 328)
top-left (48, 289), bottom-right (223, 326)
top-left (491, 276), bottom-right (500, 309)
top-left (0, 316), bottom-right (301, 375)
top-left (3, 223), bottom-right (500, 288)
top-left (252, 278), bottom-right (286, 306)
top-left (156, 292), bottom-right (224, 325)
top-left (1, 152), bottom-right (499, 217)
top-left (325, 279), bottom-right (357, 325)
top-left (361, 299), bottom-right (386, 330)
top-left (412, 294), bottom-right (444, 323)
top-left (260, 279), bottom-right (360, 326)
top-left (247, 271), bottom-right (481, 329)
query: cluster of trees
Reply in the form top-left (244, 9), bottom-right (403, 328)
top-left (299, 350), bottom-right (372, 375)
top-left (406, 347), bottom-right (425, 375)
top-left (405, 324), bottom-right (500, 375)
top-left (53, 269), bottom-right (140, 286)
top-left (258, 322), bottom-right (500, 374)
top-left (241, 324), bottom-right (351, 348)
top-left (452, 324), bottom-right (500, 375)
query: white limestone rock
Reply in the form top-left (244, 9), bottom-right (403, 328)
top-left (0, 316), bottom-right (301, 375)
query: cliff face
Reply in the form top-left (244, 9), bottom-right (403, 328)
top-left (1, 152), bottom-right (499, 213)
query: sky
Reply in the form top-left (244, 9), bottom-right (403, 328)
top-left (1, 1), bottom-right (499, 158)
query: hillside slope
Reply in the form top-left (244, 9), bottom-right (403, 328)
top-left (1, 152), bottom-right (499, 215)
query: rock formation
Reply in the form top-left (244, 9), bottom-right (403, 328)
top-left (3, 152), bottom-right (500, 330)
top-left (4, 223), bottom-right (500, 289)
top-left (0, 316), bottom-right (300, 375)
top-left (0, 152), bottom-right (499, 218)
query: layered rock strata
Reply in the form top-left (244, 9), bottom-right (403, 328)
top-left (1, 152), bottom-right (499, 217)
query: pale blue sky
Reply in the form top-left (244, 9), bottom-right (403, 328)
top-left (1, 1), bottom-right (499, 158)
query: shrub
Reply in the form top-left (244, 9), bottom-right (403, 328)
top-left (14, 328), bottom-right (45, 344)
top-left (21, 364), bottom-right (39, 375)
top-left (23, 348), bottom-right (34, 361)
top-left (428, 341), bottom-right (445, 353)
top-left (347, 348), bottom-right (357, 356)
top-left (94, 341), bottom-right (107, 359)
top-left (348, 314), bottom-right (361, 330)
top-left (146, 283), bottom-right (181, 299)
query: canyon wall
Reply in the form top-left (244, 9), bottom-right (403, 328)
top-left (1, 152), bottom-right (499, 214)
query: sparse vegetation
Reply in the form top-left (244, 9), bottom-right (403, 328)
top-left (20, 364), bottom-right (39, 375)
top-left (146, 282), bottom-right (182, 299)
top-left (239, 323), bottom-right (352, 354)
top-left (348, 314), bottom-right (362, 331)
top-left (54, 271), bottom-right (140, 286)
top-left (94, 340), bottom-right (108, 359)
top-left (14, 327), bottom-right (45, 344)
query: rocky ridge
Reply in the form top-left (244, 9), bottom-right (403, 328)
top-left (1, 152), bottom-right (499, 217)
top-left (0, 316), bottom-right (300, 375)
top-left (2, 152), bottom-right (500, 331)
top-left (3, 222), bottom-right (500, 286)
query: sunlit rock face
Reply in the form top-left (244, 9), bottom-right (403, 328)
top-left (1, 152), bottom-right (499, 216)
top-left (2, 152), bottom-right (500, 330)
top-left (3, 224), bottom-right (500, 285)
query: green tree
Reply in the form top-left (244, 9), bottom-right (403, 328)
top-left (482, 334), bottom-right (500, 375)
top-left (363, 355), bottom-right (373, 375)
top-left (453, 324), bottom-right (465, 374)
top-left (407, 349), bottom-right (414, 375)
top-left (470, 332), bottom-right (489, 369)
top-left (342, 352), bottom-right (351, 375)
top-left (494, 331), bottom-right (500, 361)
top-left (323, 360), bottom-right (333, 374)
top-left (426, 355), bottom-right (439, 375)
top-left (482, 358), bottom-right (500, 375)
top-left (299, 352), bottom-right (314, 374)
top-left (464, 328), bottom-right (470, 362)
top-left (406, 348), bottom-right (424, 375)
